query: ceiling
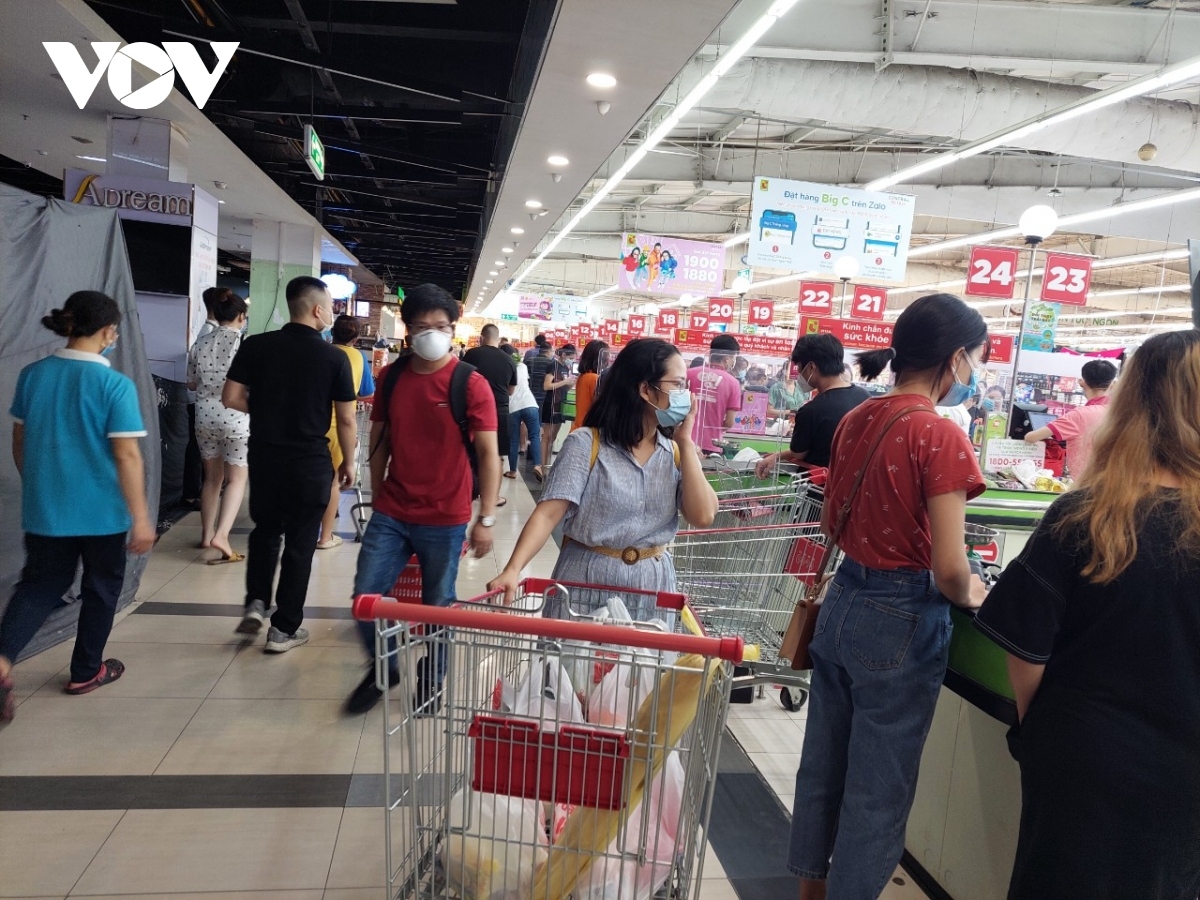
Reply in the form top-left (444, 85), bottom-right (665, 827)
top-left (474, 0), bottom-right (1200, 350)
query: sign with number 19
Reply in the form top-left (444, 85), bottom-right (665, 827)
top-left (747, 299), bottom-right (774, 327)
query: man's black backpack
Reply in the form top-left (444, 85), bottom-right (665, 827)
top-left (373, 355), bottom-right (480, 500)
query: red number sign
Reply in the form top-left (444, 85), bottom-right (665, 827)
top-left (988, 334), bottom-right (1015, 365)
top-left (850, 285), bottom-right (887, 321)
top-left (578, 324), bottom-right (592, 340)
top-left (966, 246), bottom-right (1020, 299)
top-left (568, 326), bottom-right (580, 343)
top-left (1040, 252), bottom-right (1093, 306)
top-left (707, 298), bottom-right (735, 324)
top-left (657, 309), bottom-right (679, 334)
top-left (747, 299), bottom-right (774, 327)
top-left (798, 281), bottom-right (835, 314)
top-left (690, 313), bottom-right (710, 331)
top-left (627, 314), bottom-right (647, 335)
top-left (603, 319), bottom-right (619, 336)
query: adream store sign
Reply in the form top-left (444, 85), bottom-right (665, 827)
top-left (749, 177), bottom-right (916, 283)
top-left (800, 316), bottom-right (894, 351)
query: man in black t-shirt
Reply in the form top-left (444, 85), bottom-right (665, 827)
top-left (463, 324), bottom-right (517, 490)
top-left (755, 333), bottom-right (869, 476)
top-left (223, 276), bottom-right (356, 651)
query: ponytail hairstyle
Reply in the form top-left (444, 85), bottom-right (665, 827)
top-left (856, 293), bottom-right (988, 381)
top-left (42, 291), bottom-right (121, 339)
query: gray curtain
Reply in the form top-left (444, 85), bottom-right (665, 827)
top-left (0, 184), bottom-right (160, 660)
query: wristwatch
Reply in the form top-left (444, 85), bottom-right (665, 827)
top-left (479, 516), bottom-right (496, 528)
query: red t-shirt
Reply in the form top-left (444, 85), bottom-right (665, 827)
top-left (372, 358), bottom-right (497, 526)
top-left (824, 395), bottom-right (985, 571)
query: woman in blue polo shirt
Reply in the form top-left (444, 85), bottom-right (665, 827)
top-left (0, 291), bottom-right (154, 720)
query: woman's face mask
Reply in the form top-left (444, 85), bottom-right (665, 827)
top-left (940, 351), bottom-right (981, 406)
top-left (650, 384), bottom-right (691, 427)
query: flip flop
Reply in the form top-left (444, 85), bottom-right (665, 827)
top-left (496, 498), bottom-right (508, 508)
top-left (503, 471), bottom-right (517, 479)
top-left (533, 467), bottom-right (544, 482)
top-left (64, 659), bottom-right (125, 695)
top-left (316, 536), bottom-right (344, 550)
top-left (207, 551), bottom-right (245, 566)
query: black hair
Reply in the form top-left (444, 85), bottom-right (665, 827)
top-left (400, 282), bottom-right (460, 325)
top-left (480, 323), bottom-right (499, 340)
top-left (1081, 359), bottom-right (1118, 390)
top-left (331, 314), bottom-right (361, 345)
top-left (986, 385), bottom-right (1006, 400)
top-left (285, 276), bottom-right (329, 316)
top-left (689, 356), bottom-right (705, 368)
top-left (499, 342), bottom-right (516, 357)
top-left (214, 293), bottom-right (248, 325)
top-left (202, 286), bottom-right (232, 315)
top-left (557, 343), bottom-right (577, 357)
top-left (42, 290), bottom-right (120, 338)
top-left (583, 337), bottom-right (681, 449)
top-left (791, 333), bottom-right (846, 377)
top-left (856, 293), bottom-right (988, 382)
top-left (578, 339), bottom-right (608, 375)
top-left (534, 333), bottom-right (548, 347)
top-left (711, 334), bottom-right (740, 353)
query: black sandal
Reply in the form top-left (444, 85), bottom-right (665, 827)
top-left (64, 659), bottom-right (125, 695)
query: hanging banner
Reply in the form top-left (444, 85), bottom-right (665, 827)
top-left (1039, 252), bottom-right (1093, 306)
top-left (602, 319), bottom-right (620, 337)
top-left (848, 285), bottom-right (887, 321)
top-left (800, 316), bottom-right (895, 351)
top-left (515, 293), bottom-right (589, 324)
top-left (966, 246), bottom-right (1020, 299)
top-left (749, 176), bottom-right (916, 282)
top-left (988, 334), bottom-right (1016, 365)
top-left (707, 297), bottom-right (735, 324)
top-left (568, 325), bottom-right (580, 343)
top-left (618, 233), bottom-right (725, 297)
top-left (553, 296), bottom-right (590, 324)
top-left (517, 295), bottom-right (554, 321)
top-left (747, 299), bottom-right (775, 327)
top-left (656, 309), bottom-right (680, 334)
top-left (689, 312), bottom-right (710, 331)
top-left (1021, 301), bottom-right (1061, 352)
top-left (627, 314), bottom-right (648, 336)
top-left (798, 281), bottom-right (836, 315)
top-left (578, 323), bottom-right (593, 341)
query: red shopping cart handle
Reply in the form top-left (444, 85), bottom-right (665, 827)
top-left (352, 593), bottom-right (744, 664)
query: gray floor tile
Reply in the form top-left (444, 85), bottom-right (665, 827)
top-left (209, 645), bottom-right (370, 700)
top-left (29, 641), bottom-right (239, 700)
top-left (0, 809), bottom-right (123, 897)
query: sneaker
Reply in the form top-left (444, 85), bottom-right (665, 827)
top-left (236, 599), bottom-right (267, 635)
top-left (264, 626), bottom-right (309, 653)
top-left (345, 668), bottom-right (401, 715)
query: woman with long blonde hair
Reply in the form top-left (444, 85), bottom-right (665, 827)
top-left (976, 329), bottom-right (1200, 900)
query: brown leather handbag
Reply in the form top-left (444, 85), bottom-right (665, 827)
top-left (780, 403), bottom-right (930, 670)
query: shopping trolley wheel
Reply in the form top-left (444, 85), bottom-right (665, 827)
top-left (779, 686), bottom-right (808, 713)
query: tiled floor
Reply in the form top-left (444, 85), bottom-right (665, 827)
top-left (1, 472), bottom-right (930, 899)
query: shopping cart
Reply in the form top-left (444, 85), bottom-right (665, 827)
top-left (349, 398), bottom-right (374, 540)
top-left (353, 578), bottom-right (741, 900)
top-left (672, 468), bottom-right (836, 711)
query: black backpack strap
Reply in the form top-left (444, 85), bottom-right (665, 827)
top-left (368, 354), bottom-right (411, 460)
top-left (450, 360), bottom-right (478, 461)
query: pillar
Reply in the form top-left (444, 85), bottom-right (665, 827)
top-left (248, 221), bottom-right (320, 334)
top-left (107, 116), bottom-right (188, 182)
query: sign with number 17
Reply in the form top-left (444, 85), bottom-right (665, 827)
top-left (966, 246), bottom-right (1020, 299)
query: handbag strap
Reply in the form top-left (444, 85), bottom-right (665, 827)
top-left (806, 402), bottom-right (932, 597)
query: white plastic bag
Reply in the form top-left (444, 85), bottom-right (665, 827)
top-left (573, 751), bottom-right (687, 900)
top-left (510, 655), bottom-right (585, 732)
top-left (444, 788), bottom-right (548, 900)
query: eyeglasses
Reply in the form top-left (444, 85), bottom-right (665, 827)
top-left (410, 324), bottom-right (454, 336)
top-left (655, 378), bottom-right (688, 391)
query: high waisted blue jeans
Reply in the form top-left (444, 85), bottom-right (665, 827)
top-left (788, 557), bottom-right (951, 899)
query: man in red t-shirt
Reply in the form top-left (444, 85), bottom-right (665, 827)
top-left (345, 284), bottom-right (499, 715)
top-left (1023, 359), bottom-right (1116, 478)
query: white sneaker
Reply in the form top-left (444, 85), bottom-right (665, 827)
top-left (236, 599), bottom-right (266, 635)
top-left (264, 626), bottom-right (309, 653)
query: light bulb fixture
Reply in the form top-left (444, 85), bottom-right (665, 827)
top-left (1018, 205), bottom-right (1059, 245)
top-left (832, 256), bottom-right (860, 282)
top-left (511, 227), bottom-right (524, 235)
top-left (731, 275), bottom-right (752, 295)
top-left (501, 247), bottom-right (514, 254)
top-left (547, 155), bottom-right (569, 167)
top-left (678, 293), bottom-right (696, 307)
top-left (586, 73), bottom-right (617, 88)
top-left (489, 271), bottom-right (499, 276)
top-left (525, 199), bottom-right (543, 209)
top-left (485, 279), bottom-right (494, 284)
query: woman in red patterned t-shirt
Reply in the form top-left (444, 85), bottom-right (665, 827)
top-left (789, 293), bottom-right (990, 900)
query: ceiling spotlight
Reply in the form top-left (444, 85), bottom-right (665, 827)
top-left (213, 180), bottom-right (228, 190)
top-left (218, 199), bottom-right (226, 205)
top-left (494, 260), bottom-right (506, 267)
top-left (551, 173), bottom-right (563, 183)
top-left (525, 199), bottom-right (543, 209)
top-left (501, 247), bottom-right (514, 254)
top-left (489, 270), bottom-right (499, 276)
top-left (596, 101), bottom-right (611, 116)
top-left (511, 227), bottom-right (525, 235)
top-left (538, 210), bottom-right (549, 217)
top-left (547, 155), bottom-right (569, 167)
top-left (486, 279), bottom-right (494, 284)
top-left (587, 73), bottom-right (617, 88)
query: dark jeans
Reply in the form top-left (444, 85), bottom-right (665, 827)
top-left (246, 460), bottom-right (332, 635)
top-left (0, 533), bottom-right (127, 683)
top-left (352, 511), bottom-right (467, 687)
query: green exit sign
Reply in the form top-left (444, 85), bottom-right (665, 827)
top-left (500, 313), bottom-right (518, 321)
top-left (304, 125), bottom-right (325, 181)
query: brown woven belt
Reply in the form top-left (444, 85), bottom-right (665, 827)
top-left (563, 536), bottom-right (666, 565)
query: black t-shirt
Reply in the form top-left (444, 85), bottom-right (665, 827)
top-left (462, 345), bottom-right (517, 410)
top-left (226, 323), bottom-right (356, 467)
top-left (790, 384), bottom-right (870, 468)
top-left (527, 353), bottom-right (554, 404)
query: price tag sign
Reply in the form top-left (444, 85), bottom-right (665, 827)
top-left (850, 285), bottom-right (887, 321)
top-left (627, 314), bottom-right (647, 335)
top-left (798, 281), bottom-right (835, 314)
top-left (1039, 252), bottom-right (1093, 306)
top-left (747, 299), bottom-right (774, 327)
top-left (690, 312), bottom-right (710, 331)
top-left (983, 438), bottom-right (1045, 473)
top-left (656, 309), bottom-right (680, 334)
top-left (966, 246), bottom-right (1019, 299)
top-left (707, 298), bottom-right (735, 324)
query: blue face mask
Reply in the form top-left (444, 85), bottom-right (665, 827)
top-left (941, 356), bottom-right (978, 407)
top-left (653, 387), bottom-right (691, 428)
top-left (981, 396), bottom-right (996, 412)
top-left (101, 341), bottom-right (117, 358)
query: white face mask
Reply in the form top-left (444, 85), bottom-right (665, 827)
top-left (411, 329), bottom-right (453, 361)
top-left (794, 365), bottom-right (813, 394)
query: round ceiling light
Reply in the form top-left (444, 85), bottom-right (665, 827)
top-left (501, 246), bottom-right (514, 254)
top-left (485, 279), bottom-right (494, 284)
top-left (587, 73), bottom-right (617, 89)
top-left (489, 270), bottom-right (499, 276)
top-left (525, 199), bottom-right (543, 209)
top-left (511, 227), bottom-right (525, 235)
top-left (547, 154), bottom-right (569, 167)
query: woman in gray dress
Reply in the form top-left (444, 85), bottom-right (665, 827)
top-left (489, 338), bottom-right (718, 615)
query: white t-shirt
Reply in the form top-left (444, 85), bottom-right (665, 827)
top-left (510, 362), bottom-right (538, 413)
top-left (936, 403), bottom-right (972, 435)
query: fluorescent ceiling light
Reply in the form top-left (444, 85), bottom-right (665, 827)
top-left (499, 0), bottom-right (803, 300)
top-left (511, 227), bottom-right (524, 235)
top-left (547, 155), bottom-right (569, 167)
top-left (723, 231), bottom-right (752, 247)
top-left (587, 73), bottom-right (617, 88)
top-left (75, 155), bottom-right (106, 162)
top-left (586, 284), bottom-right (619, 301)
top-left (525, 200), bottom-right (542, 209)
top-left (501, 247), bottom-right (514, 254)
top-left (866, 52), bottom-right (1200, 192)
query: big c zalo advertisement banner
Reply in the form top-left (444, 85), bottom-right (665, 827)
top-left (750, 177), bottom-right (916, 283)
top-left (1021, 301), bottom-right (1060, 352)
top-left (800, 316), bottom-right (895, 351)
top-left (618, 233), bottom-right (725, 297)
